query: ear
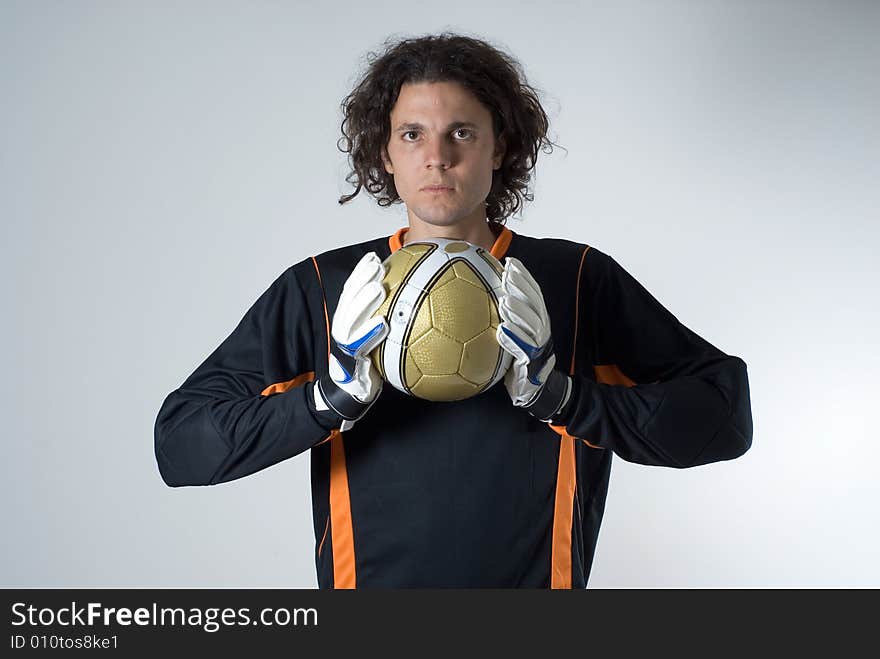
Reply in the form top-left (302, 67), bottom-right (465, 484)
top-left (381, 146), bottom-right (394, 175)
top-left (492, 134), bottom-right (506, 170)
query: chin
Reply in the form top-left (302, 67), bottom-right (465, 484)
top-left (408, 204), bottom-right (478, 228)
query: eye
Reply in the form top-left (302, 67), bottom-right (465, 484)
top-left (401, 130), bottom-right (419, 141)
top-left (453, 128), bottom-right (472, 139)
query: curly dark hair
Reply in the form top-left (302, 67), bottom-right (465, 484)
top-left (337, 32), bottom-right (559, 224)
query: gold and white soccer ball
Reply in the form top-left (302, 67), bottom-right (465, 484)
top-left (370, 238), bottom-right (513, 401)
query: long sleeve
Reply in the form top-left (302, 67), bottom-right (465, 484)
top-left (153, 264), bottom-right (339, 487)
top-left (555, 250), bottom-right (753, 468)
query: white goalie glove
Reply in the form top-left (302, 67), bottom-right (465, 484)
top-left (314, 252), bottom-right (389, 431)
top-left (495, 257), bottom-right (572, 422)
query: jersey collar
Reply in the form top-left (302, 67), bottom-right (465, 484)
top-left (388, 222), bottom-right (513, 261)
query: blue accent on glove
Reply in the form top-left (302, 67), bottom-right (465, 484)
top-left (500, 327), bottom-right (551, 387)
top-left (339, 321), bottom-right (385, 357)
top-left (500, 326), bottom-right (542, 360)
top-left (331, 356), bottom-right (354, 384)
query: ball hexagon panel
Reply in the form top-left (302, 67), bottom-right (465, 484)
top-left (460, 328), bottom-right (502, 385)
top-left (408, 329), bottom-right (463, 376)
top-left (429, 276), bottom-right (491, 343)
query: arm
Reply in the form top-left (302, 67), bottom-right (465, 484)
top-left (153, 264), bottom-right (339, 487)
top-left (555, 251), bottom-right (753, 468)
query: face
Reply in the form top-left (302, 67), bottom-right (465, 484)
top-left (382, 80), bottom-right (506, 231)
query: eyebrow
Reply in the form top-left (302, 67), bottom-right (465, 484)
top-left (393, 121), bottom-right (479, 132)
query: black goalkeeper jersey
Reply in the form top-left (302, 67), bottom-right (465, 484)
top-left (154, 224), bottom-right (753, 588)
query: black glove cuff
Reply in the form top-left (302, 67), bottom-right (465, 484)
top-left (315, 377), bottom-right (370, 421)
top-left (523, 369), bottom-right (571, 422)
top-left (302, 381), bottom-right (342, 432)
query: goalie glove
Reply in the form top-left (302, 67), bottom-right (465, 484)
top-left (314, 251), bottom-right (389, 432)
top-left (495, 257), bottom-right (572, 423)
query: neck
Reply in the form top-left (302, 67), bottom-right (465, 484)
top-left (403, 217), bottom-right (499, 251)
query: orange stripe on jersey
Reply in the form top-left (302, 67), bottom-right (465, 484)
top-left (317, 515), bottom-right (329, 558)
top-left (313, 435), bottom-right (332, 447)
top-left (490, 225), bottom-right (512, 260)
top-left (551, 431), bottom-right (576, 588)
top-left (389, 228), bottom-right (405, 253)
top-left (260, 372), bottom-right (315, 397)
top-left (310, 257), bottom-right (357, 589)
top-left (549, 244), bottom-right (591, 589)
top-left (594, 364), bottom-right (637, 387)
top-left (329, 430), bottom-right (356, 588)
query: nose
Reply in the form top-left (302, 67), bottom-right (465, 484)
top-left (424, 136), bottom-right (452, 170)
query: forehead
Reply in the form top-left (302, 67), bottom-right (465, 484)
top-left (390, 80), bottom-right (492, 124)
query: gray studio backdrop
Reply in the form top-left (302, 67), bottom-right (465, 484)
top-left (2, 1), bottom-right (878, 587)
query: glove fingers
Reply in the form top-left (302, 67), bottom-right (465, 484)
top-left (347, 281), bottom-right (387, 331)
top-left (340, 252), bottom-right (384, 303)
top-left (499, 294), bottom-right (542, 343)
top-left (335, 281), bottom-right (386, 340)
top-left (502, 258), bottom-right (550, 333)
top-left (503, 279), bottom-right (541, 317)
top-left (347, 252), bottom-right (383, 286)
top-left (504, 258), bottom-right (546, 309)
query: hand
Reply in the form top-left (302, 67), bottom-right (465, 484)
top-left (314, 252), bottom-right (389, 431)
top-left (495, 257), bottom-right (571, 422)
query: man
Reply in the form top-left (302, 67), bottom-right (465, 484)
top-left (154, 33), bottom-right (753, 588)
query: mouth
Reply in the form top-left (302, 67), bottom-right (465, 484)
top-left (422, 185), bottom-right (454, 193)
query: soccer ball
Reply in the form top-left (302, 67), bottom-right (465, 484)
top-left (370, 237), bottom-right (512, 401)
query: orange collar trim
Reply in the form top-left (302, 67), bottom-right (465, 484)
top-left (388, 223), bottom-right (513, 260)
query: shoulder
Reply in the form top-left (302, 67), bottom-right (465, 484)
top-left (313, 235), bottom-right (392, 267)
top-left (508, 229), bottom-right (619, 283)
top-left (283, 235), bottom-right (393, 278)
top-left (283, 234), bottom-right (394, 300)
top-left (252, 235), bottom-right (390, 300)
top-left (509, 231), bottom-right (586, 257)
